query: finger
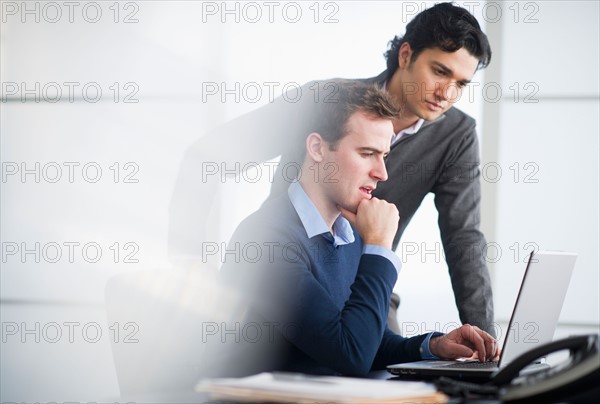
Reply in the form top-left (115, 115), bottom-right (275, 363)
top-left (485, 337), bottom-right (498, 361)
top-left (487, 338), bottom-right (500, 361)
top-left (494, 347), bottom-right (502, 361)
top-left (463, 325), bottom-right (486, 362)
top-left (447, 343), bottom-right (474, 359)
top-left (465, 351), bottom-right (479, 361)
top-left (480, 330), bottom-right (498, 361)
top-left (434, 333), bottom-right (475, 359)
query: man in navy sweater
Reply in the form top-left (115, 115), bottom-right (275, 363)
top-left (218, 82), bottom-right (498, 377)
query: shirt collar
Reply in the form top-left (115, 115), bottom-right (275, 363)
top-left (287, 181), bottom-right (355, 247)
top-left (402, 118), bottom-right (425, 134)
top-left (391, 118), bottom-right (425, 145)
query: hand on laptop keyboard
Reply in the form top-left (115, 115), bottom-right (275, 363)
top-left (462, 348), bottom-right (503, 363)
top-left (430, 324), bottom-right (500, 362)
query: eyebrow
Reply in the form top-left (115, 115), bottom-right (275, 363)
top-left (358, 146), bottom-right (389, 155)
top-left (432, 61), bottom-right (472, 86)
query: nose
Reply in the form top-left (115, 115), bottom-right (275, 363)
top-left (435, 80), bottom-right (460, 103)
top-left (371, 157), bottom-right (388, 182)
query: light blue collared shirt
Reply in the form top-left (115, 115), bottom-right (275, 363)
top-left (287, 181), bottom-right (438, 360)
top-left (287, 181), bottom-right (401, 271)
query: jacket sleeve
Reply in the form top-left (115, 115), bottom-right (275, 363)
top-left (167, 83), bottom-right (316, 261)
top-left (432, 123), bottom-right (495, 337)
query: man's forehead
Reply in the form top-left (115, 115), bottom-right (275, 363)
top-left (416, 47), bottom-right (479, 77)
top-left (343, 114), bottom-right (393, 148)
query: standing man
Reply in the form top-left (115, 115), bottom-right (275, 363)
top-left (170, 3), bottom-right (495, 335)
top-left (217, 83), bottom-right (498, 376)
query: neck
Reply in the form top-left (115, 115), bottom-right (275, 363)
top-left (298, 177), bottom-right (339, 233)
top-left (392, 117), bottom-right (419, 135)
top-left (387, 70), bottom-right (420, 133)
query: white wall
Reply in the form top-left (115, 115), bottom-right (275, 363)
top-left (480, 0), bottom-right (599, 328)
top-left (1, 1), bottom-right (598, 401)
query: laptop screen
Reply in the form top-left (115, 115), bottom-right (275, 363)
top-left (498, 251), bottom-right (577, 367)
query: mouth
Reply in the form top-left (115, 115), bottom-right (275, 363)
top-left (359, 186), bottom-right (375, 197)
top-left (425, 101), bottom-right (443, 111)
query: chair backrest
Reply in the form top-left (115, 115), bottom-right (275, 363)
top-left (104, 268), bottom-right (243, 396)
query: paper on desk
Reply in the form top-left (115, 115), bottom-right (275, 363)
top-left (196, 372), bottom-right (448, 403)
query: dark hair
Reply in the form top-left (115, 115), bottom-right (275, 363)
top-left (309, 81), bottom-right (399, 150)
top-left (384, 2), bottom-right (491, 80)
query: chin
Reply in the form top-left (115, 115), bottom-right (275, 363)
top-left (340, 201), bottom-right (360, 215)
top-left (414, 103), bottom-right (440, 119)
top-left (419, 110), bottom-right (444, 121)
top-left (347, 205), bottom-right (360, 215)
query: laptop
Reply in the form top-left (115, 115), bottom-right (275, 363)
top-left (387, 250), bottom-right (578, 381)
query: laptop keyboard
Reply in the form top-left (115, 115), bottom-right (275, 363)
top-left (444, 360), bottom-right (499, 369)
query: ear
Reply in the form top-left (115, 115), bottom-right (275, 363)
top-left (305, 132), bottom-right (326, 163)
top-left (398, 42), bottom-right (413, 70)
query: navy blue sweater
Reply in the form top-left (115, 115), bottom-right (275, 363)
top-left (219, 192), bottom-right (428, 377)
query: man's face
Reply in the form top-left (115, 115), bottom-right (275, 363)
top-left (393, 43), bottom-right (479, 122)
top-left (321, 111), bottom-right (393, 213)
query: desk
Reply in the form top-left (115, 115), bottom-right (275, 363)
top-left (117, 371), bottom-right (502, 404)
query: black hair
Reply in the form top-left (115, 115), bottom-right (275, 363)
top-left (384, 2), bottom-right (492, 80)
